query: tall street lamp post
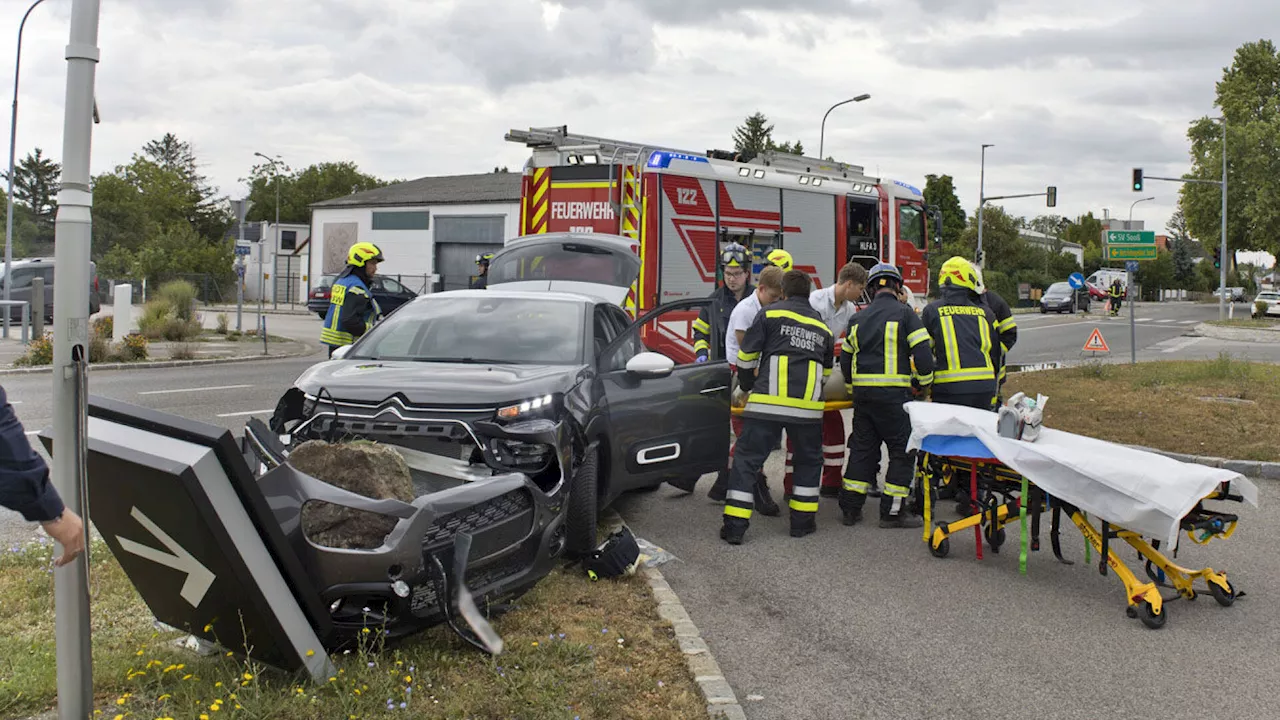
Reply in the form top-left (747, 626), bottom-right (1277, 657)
top-left (975, 143), bottom-right (993, 268)
top-left (253, 151), bottom-right (283, 325)
top-left (818, 93), bottom-right (869, 160)
top-left (1128, 196), bottom-right (1154, 225)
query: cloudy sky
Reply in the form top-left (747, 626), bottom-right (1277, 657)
top-left (2, 0), bottom-right (1275, 258)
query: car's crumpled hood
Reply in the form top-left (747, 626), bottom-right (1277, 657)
top-left (294, 360), bottom-right (582, 407)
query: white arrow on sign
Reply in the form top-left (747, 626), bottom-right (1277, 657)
top-left (117, 506), bottom-right (216, 609)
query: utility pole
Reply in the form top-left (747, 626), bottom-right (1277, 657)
top-left (51, 1), bottom-right (100, 717)
top-left (976, 143), bottom-right (992, 268)
top-left (818, 93), bottom-right (870, 160)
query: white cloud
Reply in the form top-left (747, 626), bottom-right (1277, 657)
top-left (0, 0), bottom-right (1273, 246)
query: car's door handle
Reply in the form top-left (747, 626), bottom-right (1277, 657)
top-left (700, 385), bottom-right (728, 395)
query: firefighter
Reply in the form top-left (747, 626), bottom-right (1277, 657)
top-left (839, 263), bottom-right (934, 528)
top-left (921, 256), bottom-right (1000, 410)
top-left (766, 248), bottom-right (793, 271)
top-left (783, 262), bottom-right (867, 501)
top-left (471, 253), bottom-right (494, 289)
top-left (721, 269), bottom-right (834, 544)
top-left (691, 243), bottom-right (752, 363)
top-left (1109, 279), bottom-right (1124, 316)
top-left (321, 242), bottom-right (385, 357)
top-left (973, 266), bottom-right (1017, 405)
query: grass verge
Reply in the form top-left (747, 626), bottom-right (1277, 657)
top-left (1004, 354), bottom-right (1280, 462)
top-left (1, 538), bottom-right (706, 720)
top-left (1205, 317), bottom-right (1280, 329)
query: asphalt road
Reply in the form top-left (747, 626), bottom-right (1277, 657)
top-left (2, 302), bottom-right (1277, 720)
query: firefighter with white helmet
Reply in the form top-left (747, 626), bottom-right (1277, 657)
top-left (321, 242), bottom-right (385, 357)
top-left (471, 252), bottom-right (495, 289)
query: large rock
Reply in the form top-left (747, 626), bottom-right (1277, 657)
top-left (290, 440), bottom-right (416, 550)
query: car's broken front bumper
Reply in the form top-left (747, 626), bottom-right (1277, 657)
top-left (242, 413), bottom-right (572, 649)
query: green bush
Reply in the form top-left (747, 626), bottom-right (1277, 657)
top-left (157, 280), bottom-right (198, 322)
top-left (14, 333), bottom-right (53, 366)
top-left (118, 333), bottom-right (148, 361)
top-left (91, 315), bottom-right (113, 340)
top-left (88, 334), bottom-right (110, 363)
top-left (215, 313), bottom-right (229, 334)
top-left (160, 317), bottom-right (202, 342)
top-left (1255, 300), bottom-right (1269, 318)
top-left (137, 301), bottom-right (171, 339)
top-left (168, 343), bottom-right (196, 360)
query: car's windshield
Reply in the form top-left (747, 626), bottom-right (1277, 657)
top-left (349, 295), bottom-right (584, 365)
top-left (1046, 282), bottom-right (1071, 296)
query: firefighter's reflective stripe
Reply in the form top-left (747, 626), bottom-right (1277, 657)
top-left (321, 277), bottom-right (375, 347)
top-left (997, 316), bottom-right (1017, 333)
top-left (789, 482), bottom-right (820, 512)
top-left (907, 327), bottom-right (931, 348)
top-left (843, 478), bottom-right (872, 494)
top-left (737, 349), bottom-right (760, 368)
top-left (724, 488), bottom-right (753, 519)
top-left (884, 482), bottom-right (911, 498)
top-left (998, 341), bottom-right (1011, 382)
top-left (766, 308), bottom-right (829, 334)
top-left (692, 317), bottom-right (710, 334)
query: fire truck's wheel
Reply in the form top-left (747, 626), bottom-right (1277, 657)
top-left (565, 446), bottom-right (600, 558)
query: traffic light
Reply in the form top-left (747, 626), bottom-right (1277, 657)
top-left (1213, 247), bottom-right (1221, 269)
top-left (1046, 186), bottom-right (1057, 208)
top-left (1132, 168), bottom-right (1143, 192)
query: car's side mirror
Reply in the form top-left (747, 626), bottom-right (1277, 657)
top-left (625, 351), bottom-right (674, 378)
top-left (330, 345), bottom-right (352, 360)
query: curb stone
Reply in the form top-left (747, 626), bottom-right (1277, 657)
top-left (1124, 443), bottom-right (1280, 480)
top-left (599, 511), bottom-right (748, 720)
top-left (0, 345), bottom-right (318, 376)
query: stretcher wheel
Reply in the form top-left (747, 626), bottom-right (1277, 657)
top-left (1136, 601), bottom-right (1166, 630)
top-left (1210, 580), bottom-right (1236, 607)
top-left (986, 527), bottom-right (1006, 549)
top-left (929, 537), bottom-right (950, 559)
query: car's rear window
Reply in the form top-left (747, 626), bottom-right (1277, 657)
top-left (349, 295), bottom-right (584, 365)
top-left (489, 242), bottom-right (639, 288)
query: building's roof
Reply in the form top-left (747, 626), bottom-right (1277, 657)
top-left (310, 172), bottom-right (522, 209)
top-left (1019, 228), bottom-right (1083, 250)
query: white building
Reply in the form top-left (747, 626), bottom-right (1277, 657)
top-left (306, 173), bottom-right (522, 302)
top-left (232, 221), bottom-right (311, 305)
top-left (1019, 228), bottom-right (1085, 267)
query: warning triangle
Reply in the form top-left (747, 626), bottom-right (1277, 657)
top-left (1082, 327), bottom-right (1110, 353)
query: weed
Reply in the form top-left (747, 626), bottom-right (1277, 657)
top-left (157, 280), bottom-right (198, 322)
top-left (169, 343), bottom-right (197, 360)
top-left (91, 315), bottom-right (113, 339)
top-left (13, 333), bottom-right (53, 366)
top-left (137, 300), bottom-right (172, 339)
top-left (216, 312), bottom-right (229, 334)
top-left (88, 334), bottom-right (110, 363)
top-left (118, 333), bottom-right (149, 361)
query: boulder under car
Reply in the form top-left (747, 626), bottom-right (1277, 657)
top-left (269, 287), bottom-right (732, 569)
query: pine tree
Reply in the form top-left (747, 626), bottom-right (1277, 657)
top-left (733, 112), bottom-right (774, 155)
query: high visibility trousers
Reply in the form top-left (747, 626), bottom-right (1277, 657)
top-left (724, 418), bottom-right (822, 527)
top-left (841, 398), bottom-right (914, 518)
top-left (783, 409), bottom-right (844, 495)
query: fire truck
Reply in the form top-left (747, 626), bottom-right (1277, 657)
top-left (504, 126), bottom-right (940, 359)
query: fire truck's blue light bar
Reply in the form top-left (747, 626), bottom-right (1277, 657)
top-left (893, 179), bottom-right (922, 196)
top-left (647, 151), bottom-right (711, 168)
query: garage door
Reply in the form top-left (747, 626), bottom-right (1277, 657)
top-left (434, 216), bottom-right (506, 291)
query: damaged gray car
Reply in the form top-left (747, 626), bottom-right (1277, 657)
top-left (261, 286), bottom-right (733, 649)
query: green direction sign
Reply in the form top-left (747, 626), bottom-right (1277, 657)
top-left (1106, 230), bottom-right (1156, 245)
top-left (1107, 245), bottom-right (1158, 260)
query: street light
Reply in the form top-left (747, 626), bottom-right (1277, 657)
top-left (3, 0), bottom-right (51, 339)
top-left (1216, 116), bottom-right (1227, 322)
top-left (818, 93), bottom-right (870, 160)
top-left (976, 143), bottom-right (994, 269)
top-left (1128, 196), bottom-right (1154, 225)
top-left (253, 151), bottom-right (285, 320)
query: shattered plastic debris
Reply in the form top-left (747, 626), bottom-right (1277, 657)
top-left (635, 537), bottom-right (677, 567)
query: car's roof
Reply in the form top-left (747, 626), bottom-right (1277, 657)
top-left (501, 231), bottom-right (635, 252)
top-left (416, 288), bottom-right (602, 305)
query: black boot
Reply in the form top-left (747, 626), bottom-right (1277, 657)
top-left (841, 508), bottom-right (863, 526)
top-left (790, 512), bottom-right (816, 538)
top-left (707, 470), bottom-right (729, 502)
top-left (754, 474), bottom-right (780, 517)
top-left (879, 512), bottom-right (924, 529)
top-left (720, 518), bottom-right (747, 545)
top-left (667, 475), bottom-right (698, 493)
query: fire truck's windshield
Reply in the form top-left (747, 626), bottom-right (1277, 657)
top-left (899, 203), bottom-right (926, 250)
top-left (489, 242), bottom-right (638, 288)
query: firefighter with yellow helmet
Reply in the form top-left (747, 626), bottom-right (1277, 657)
top-left (472, 252), bottom-right (495, 289)
top-left (921, 256), bottom-right (1001, 410)
top-left (320, 242), bottom-right (385, 357)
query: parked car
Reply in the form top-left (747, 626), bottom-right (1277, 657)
top-left (1212, 286), bottom-right (1246, 303)
top-left (306, 274), bottom-right (419, 319)
top-left (270, 287), bottom-right (731, 564)
top-left (1252, 290), bottom-right (1280, 318)
top-left (1, 257), bottom-right (101, 322)
top-left (1040, 281), bottom-right (1088, 314)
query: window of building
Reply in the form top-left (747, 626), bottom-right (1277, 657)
top-left (280, 230), bottom-right (297, 250)
top-left (372, 211), bottom-right (431, 231)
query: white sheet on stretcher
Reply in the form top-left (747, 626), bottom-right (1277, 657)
top-left (904, 401), bottom-right (1260, 547)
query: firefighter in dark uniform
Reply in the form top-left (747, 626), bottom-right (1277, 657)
top-left (1109, 279), bottom-right (1124, 316)
top-left (973, 266), bottom-right (1017, 406)
top-left (721, 270), bottom-right (834, 545)
top-left (320, 242), bottom-right (385, 358)
top-left (839, 263), bottom-right (934, 528)
top-left (921, 256), bottom-right (1000, 410)
top-left (471, 253), bottom-right (494, 289)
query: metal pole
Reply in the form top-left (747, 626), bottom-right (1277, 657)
top-left (4, 0), bottom-right (50, 340)
top-left (817, 93), bottom-right (869, 160)
top-left (1128, 196), bottom-right (1153, 225)
top-left (272, 172), bottom-right (279, 310)
top-left (1219, 118), bottom-right (1227, 322)
top-left (1129, 266), bottom-right (1136, 364)
top-left (236, 219), bottom-right (244, 331)
top-left (976, 144), bottom-right (992, 268)
top-left (52, 1), bottom-right (99, 717)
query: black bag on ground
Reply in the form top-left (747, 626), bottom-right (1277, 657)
top-left (584, 526), bottom-right (640, 580)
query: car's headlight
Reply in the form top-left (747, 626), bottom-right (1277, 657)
top-left (496, 393), bottom-right (559, 422)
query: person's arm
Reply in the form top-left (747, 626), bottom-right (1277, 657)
top-left (0, 408), bottom-right (85, 566)
top-left (905, 310), bottom-right (934, 388)
top-left (735, 310), bottom-right (767, 393)
top-left (339, 286), bottom-right (373, 338)
top-left (840, 320), bottom-right (857, 390)
top-left (692, 305), bottom-right (713, 362)
top-left (995, 295), bottom-right (1017, 350)
top-left (985, 308), bottom-right (1002, 375)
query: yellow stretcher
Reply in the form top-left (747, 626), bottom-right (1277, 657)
top-left (915, 442), bottom-right (1245, 630)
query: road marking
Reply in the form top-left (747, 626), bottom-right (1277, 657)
top-left (139, 384), bottom-right (253, 396)
top-left (24, 430), bottom-right (38, 436)
top-left (1160, 337), bottom-right (1205, 354)
top-left (1156, 319), bottom-right (1176, 323)
top-left (1177, 320), bottom-right (1197, 324)
top-left (216, 409), bottom-right (275, 418)
top-left (117, 506), bottom-right (216, 608)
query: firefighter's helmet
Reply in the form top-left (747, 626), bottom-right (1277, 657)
top-left (347, 242), bottom-right (384, 268)
top-left (972, 264), bottom-right (986, 293)
top-left (720, 243), bottom-right (749, 269)
top-left (476, 252), bottom-right (495, 266)
top-left (867, 262), bottom-right (903, 290)
top-left (938, 256), bottom-right (979, 293)
top-left (766, 248), bottom-right (793, 271)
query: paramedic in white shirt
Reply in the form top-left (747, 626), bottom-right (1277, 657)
top-left (782, 262), bottom-right (868, 501)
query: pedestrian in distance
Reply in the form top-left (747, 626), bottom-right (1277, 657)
top-left (0, 385), bottom-right (85, 566)
top-left (782, 262), bottom-right (867, 501)
top-left (704, 265), bottom-right (786, 514)
top-left (721, 269), bottom-right (834, 545)
top-left (321, 242), bottom-right (386, 358)
top-left (838, 263), bottom-right (934, 529)
top-left (921, 257), bottom-right (1000, 410)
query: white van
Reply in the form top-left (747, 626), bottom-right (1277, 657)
top-left (1086, 269), bottom-right (1128, 296)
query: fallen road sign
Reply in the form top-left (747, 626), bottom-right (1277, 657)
top-left (1083, 328), bottom-right (1110, 353)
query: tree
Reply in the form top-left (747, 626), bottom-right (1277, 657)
top-left (733, 112), bottom-right (774, 155)
top-left (142, 133), bottom-right (228, 240)
top-left (1062, 212), bottom-right (1104, 250)
top-left (2, 148), bottom-right (61, 240)
top-left (1027, 214), bottom-right (1069, 239)
top-left (491, 166), bottom-right (510, 173)
top-left (1180, 40), bottom-right (1280, 260)
top-left (1167, 207), bottom-right (1196, 287)
top-left (244, 161), bottom-right (388, 225)
top-left (771, 139), bottom-right (805, 155)
top-left (1135, 249), bottom-right (1175, 300)
top-left (923, 174), bottom-right (967, 246)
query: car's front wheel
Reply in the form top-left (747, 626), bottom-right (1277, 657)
top-left (565, 444), bottom-right (600, 557)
